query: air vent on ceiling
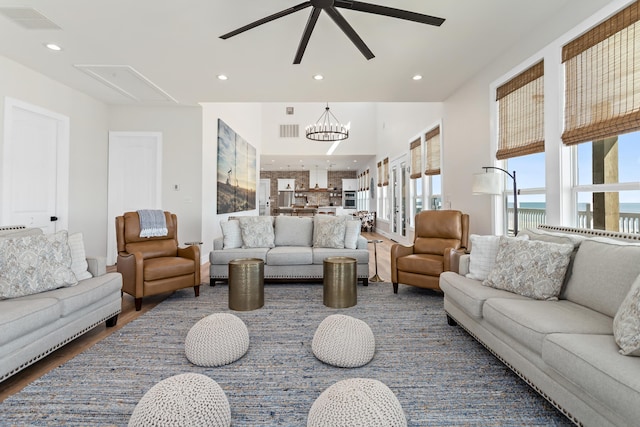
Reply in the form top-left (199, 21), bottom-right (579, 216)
top-left (280, 124), bottom-right (299, 138)
top-left (286, 107), bottom-right (294, 115)
top-left (74, 65), bottom-right (178, 104)
top-left (0, 7), bottom-right (61, 29)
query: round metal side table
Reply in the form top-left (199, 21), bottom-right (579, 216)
top-left (228, 258), bottom-right (264, 311)
top-left (323, 256), bottom-right (357, 308)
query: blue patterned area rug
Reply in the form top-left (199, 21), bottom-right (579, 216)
top-left (1, 283), bottom-right (571, 426)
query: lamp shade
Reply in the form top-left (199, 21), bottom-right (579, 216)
top-left (472, 173), bottom-right (503, 195)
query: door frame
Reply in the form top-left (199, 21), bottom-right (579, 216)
top-left (2, 97), bottom-right (70, 231)
top-left (389, 155), bottom-right (411, 245)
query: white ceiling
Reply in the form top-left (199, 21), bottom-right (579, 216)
top-left (0, 0), bottom-right (615, 106)
top-left (0, 1), bottom-right (616, 172)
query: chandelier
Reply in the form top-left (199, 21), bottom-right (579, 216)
top-left (305, 104), bottom-right (349, 142)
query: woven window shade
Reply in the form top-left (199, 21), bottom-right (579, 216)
top-left (383, 157), bottom-right (389, 186)
top-left (377, 161), bottom-right (383, 187)
top-left (365, 169), bottom-right (370, 190)
top-left (562, 1), bottom-right (640, 146)
top-left (496, 60), bottom-right (544, 159)
top-left (409, 138), bottom-right (422, 179)
top-left (424, 127), bottom-right (441, 176)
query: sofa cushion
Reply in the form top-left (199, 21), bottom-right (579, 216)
top-left (238, 216), bottom-right (275, 248)
top-left (440, 272), bottom-right (528, 319)
top-left (68, 232), bottom-right (92, 280)
top-left (466, 234), bottom-right (500, 281)
top-left (266, 247), bottom-right (313, 266)
top-left (613, 274), bottom-right (640, 356)
top-left (274, 216), bottom-right (313, 247)
top-left (483, 298), bottom-right (613, 355)
top-left (313, 216), bottom-right (346, 249)
top-left (483, 237), bottom-right (573, 300)
top-left (542, 333), bottom-right (640, 424)
top-left (0, 231), bottom-right (78, 299)
top-left (210, 248), bottom-right (270, 265)
top-left (312, 248), bottom-right (369, 265)
top-left (397, 253), bottom-right (444, 276)
top-left (220, 220), bottom-right (242, 249)
top-left (46, 273), bottom-right (123, 317)
top-left (0, 296), bottom-right (61, 346)
top-left (563, 238), bottom-right (640, 317)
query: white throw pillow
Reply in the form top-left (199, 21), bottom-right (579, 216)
top-left (237, 216), bottom-right (275, 248)
top-left (68, 232), bottom-right (92, 280)
top-left (220, 220), bottom-right (243, 249)
top-left (483, 236), bottom-right (573, 300)
top-left (344, 220), bottom-right (361, 250)
top-left (466, 235), bottom-right (500, 281)
top-left (0, 230), bottom-right (78, 299)
top-left (613, 274), bottom-right (640, 356)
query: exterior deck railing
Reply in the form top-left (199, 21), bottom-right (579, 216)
top-left (507, 205), bottom-right (640, 234)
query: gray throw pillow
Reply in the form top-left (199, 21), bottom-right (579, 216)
top-left (274, 216), bottom-right (313, 247)
top-left (238, 216), bottom-right (275, 248)
top-left (613, 274), bottom-right (640, 356)
top-left (483, 236), bottom-right (573, 300)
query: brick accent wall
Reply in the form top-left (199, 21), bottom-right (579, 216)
top-left (260, 170), bottom-right (357, 207)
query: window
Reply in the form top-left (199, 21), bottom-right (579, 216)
top-left (424, 126), bottom-right (442, 213)
top-left (563, 2), bottom-right (640, 233)
top-left (409, 138), bottom-right (422, 226)
top-left (377, 159), bottom-right (390, 220)
top-left (495, 60), bottom-right (545, 234)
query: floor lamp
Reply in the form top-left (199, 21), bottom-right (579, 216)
top-left (472, 167), bottom-right (519, 235)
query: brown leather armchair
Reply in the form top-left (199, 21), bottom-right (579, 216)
top-left (391, 210), bottom-right (469, 293)
top-left (116, 211), bottom-right (200, 310)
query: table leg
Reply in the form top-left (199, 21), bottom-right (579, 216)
top-left (369, 241), bottom-right (384, 282)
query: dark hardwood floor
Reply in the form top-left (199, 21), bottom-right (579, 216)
top-left (0, 231), bottom-right (394, 402)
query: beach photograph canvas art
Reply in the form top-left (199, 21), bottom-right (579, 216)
top-left (217, 119), bottom-right (256, 214)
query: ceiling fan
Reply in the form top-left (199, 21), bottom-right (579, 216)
top-left (220, 0), bottom-right (445, 64)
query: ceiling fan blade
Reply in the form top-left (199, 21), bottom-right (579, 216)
top-left (220, 1), bottom-right (312, 39)
top-left (324, 6), bottom-right (374, 60)
top-left (335, 0), bottom-right (445, 26)
top-left (294, 8), bottom-right (322, 64)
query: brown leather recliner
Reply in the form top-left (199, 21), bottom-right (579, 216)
top-left (116, 211), bottom-right (200, 311)
top-left (391, 210), bottom-right (469, 293)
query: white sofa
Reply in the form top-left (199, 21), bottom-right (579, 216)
top-left (0, 227), bottom-right (122, 382)
top-left (440, 226), bottom-right (640, 427)
top-left (210, 215), bottom-right (369, 285)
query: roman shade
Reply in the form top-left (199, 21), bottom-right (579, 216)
top-left (562, 1), bottom-right (640, 146)
top-left (496, 60), bottom-right (544, 159)
top-left (410, 138), bottom-right (422, 179)
top-left (424, 127), bottom-right (441, 176)
top-left (383, 157), bottom-right (389, 186)
top-left (377, 161), bottom-right (383, 187)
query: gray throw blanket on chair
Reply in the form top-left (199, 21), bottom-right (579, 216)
top-left (137, 209), bottom-right (168, 238)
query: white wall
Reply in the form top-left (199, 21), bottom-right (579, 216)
top-left (0, 55), bottom-right (110, 256)
top-left (201, 103), bottom-right (263, 259)
top-left (108, 105), bottom-right (203, 246)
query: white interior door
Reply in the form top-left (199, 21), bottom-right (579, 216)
top-left (389, 157), bottom-right (410, 244)
top-left (2, 98), bottom-right (69, 233)
top-left (259, 179), bottom-right (271, 216)
top-left (107, 131), bottom-right (162, 265)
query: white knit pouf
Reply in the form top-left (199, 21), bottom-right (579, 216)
top-left (312, 314), bottom-right (375, 368)
top-left (185, 313), bottom-right (249, 367)
top-left (128, 373), bottom-right (231, 427)
top-left (307, 378), bottom-right (406, 427)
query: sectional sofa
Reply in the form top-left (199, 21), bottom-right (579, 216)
top-left (440, 225), bottom-right (640, 427)
top-left (210, 215), bottom-right (369, 285)
top-left (0, 227), bottom-right (122, 382)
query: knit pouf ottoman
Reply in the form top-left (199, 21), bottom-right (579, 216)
top-left (307, 378), bottom-right (406, 427)
top-left (128, 373), bottom-right (231, 427)
top-left (185, 313), bottom-right (249, 367)
top-left (312, 314), bottom-right (375, 368)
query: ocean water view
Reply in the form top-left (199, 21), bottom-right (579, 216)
top-left (518, 202), bottom-right (640, 213)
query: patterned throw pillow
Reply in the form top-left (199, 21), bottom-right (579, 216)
top-left (220, 220), bottom-right (243, 249)
top-left (613, 274), bottom-right (640, 356)
top-left (237, 216), bottom-right (275, 248)
top-left (483, 236), bottom-right (573, 300)
top-left (313, 216), bottom-right (347, 249)
top-left (0, 230), bottom-right (78, 299)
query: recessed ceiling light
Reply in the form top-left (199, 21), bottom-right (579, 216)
top-left (412, 74), bottom-right (423, 81)
top-left (45, 43), bottom-right (62, 51)
top-left (313, 74), bottom-right (324, 80)
top-left (217, 74), bottom-right (228, 80)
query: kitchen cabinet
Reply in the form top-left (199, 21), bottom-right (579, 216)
top-left (342, 179), bottom-right (358, 191)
